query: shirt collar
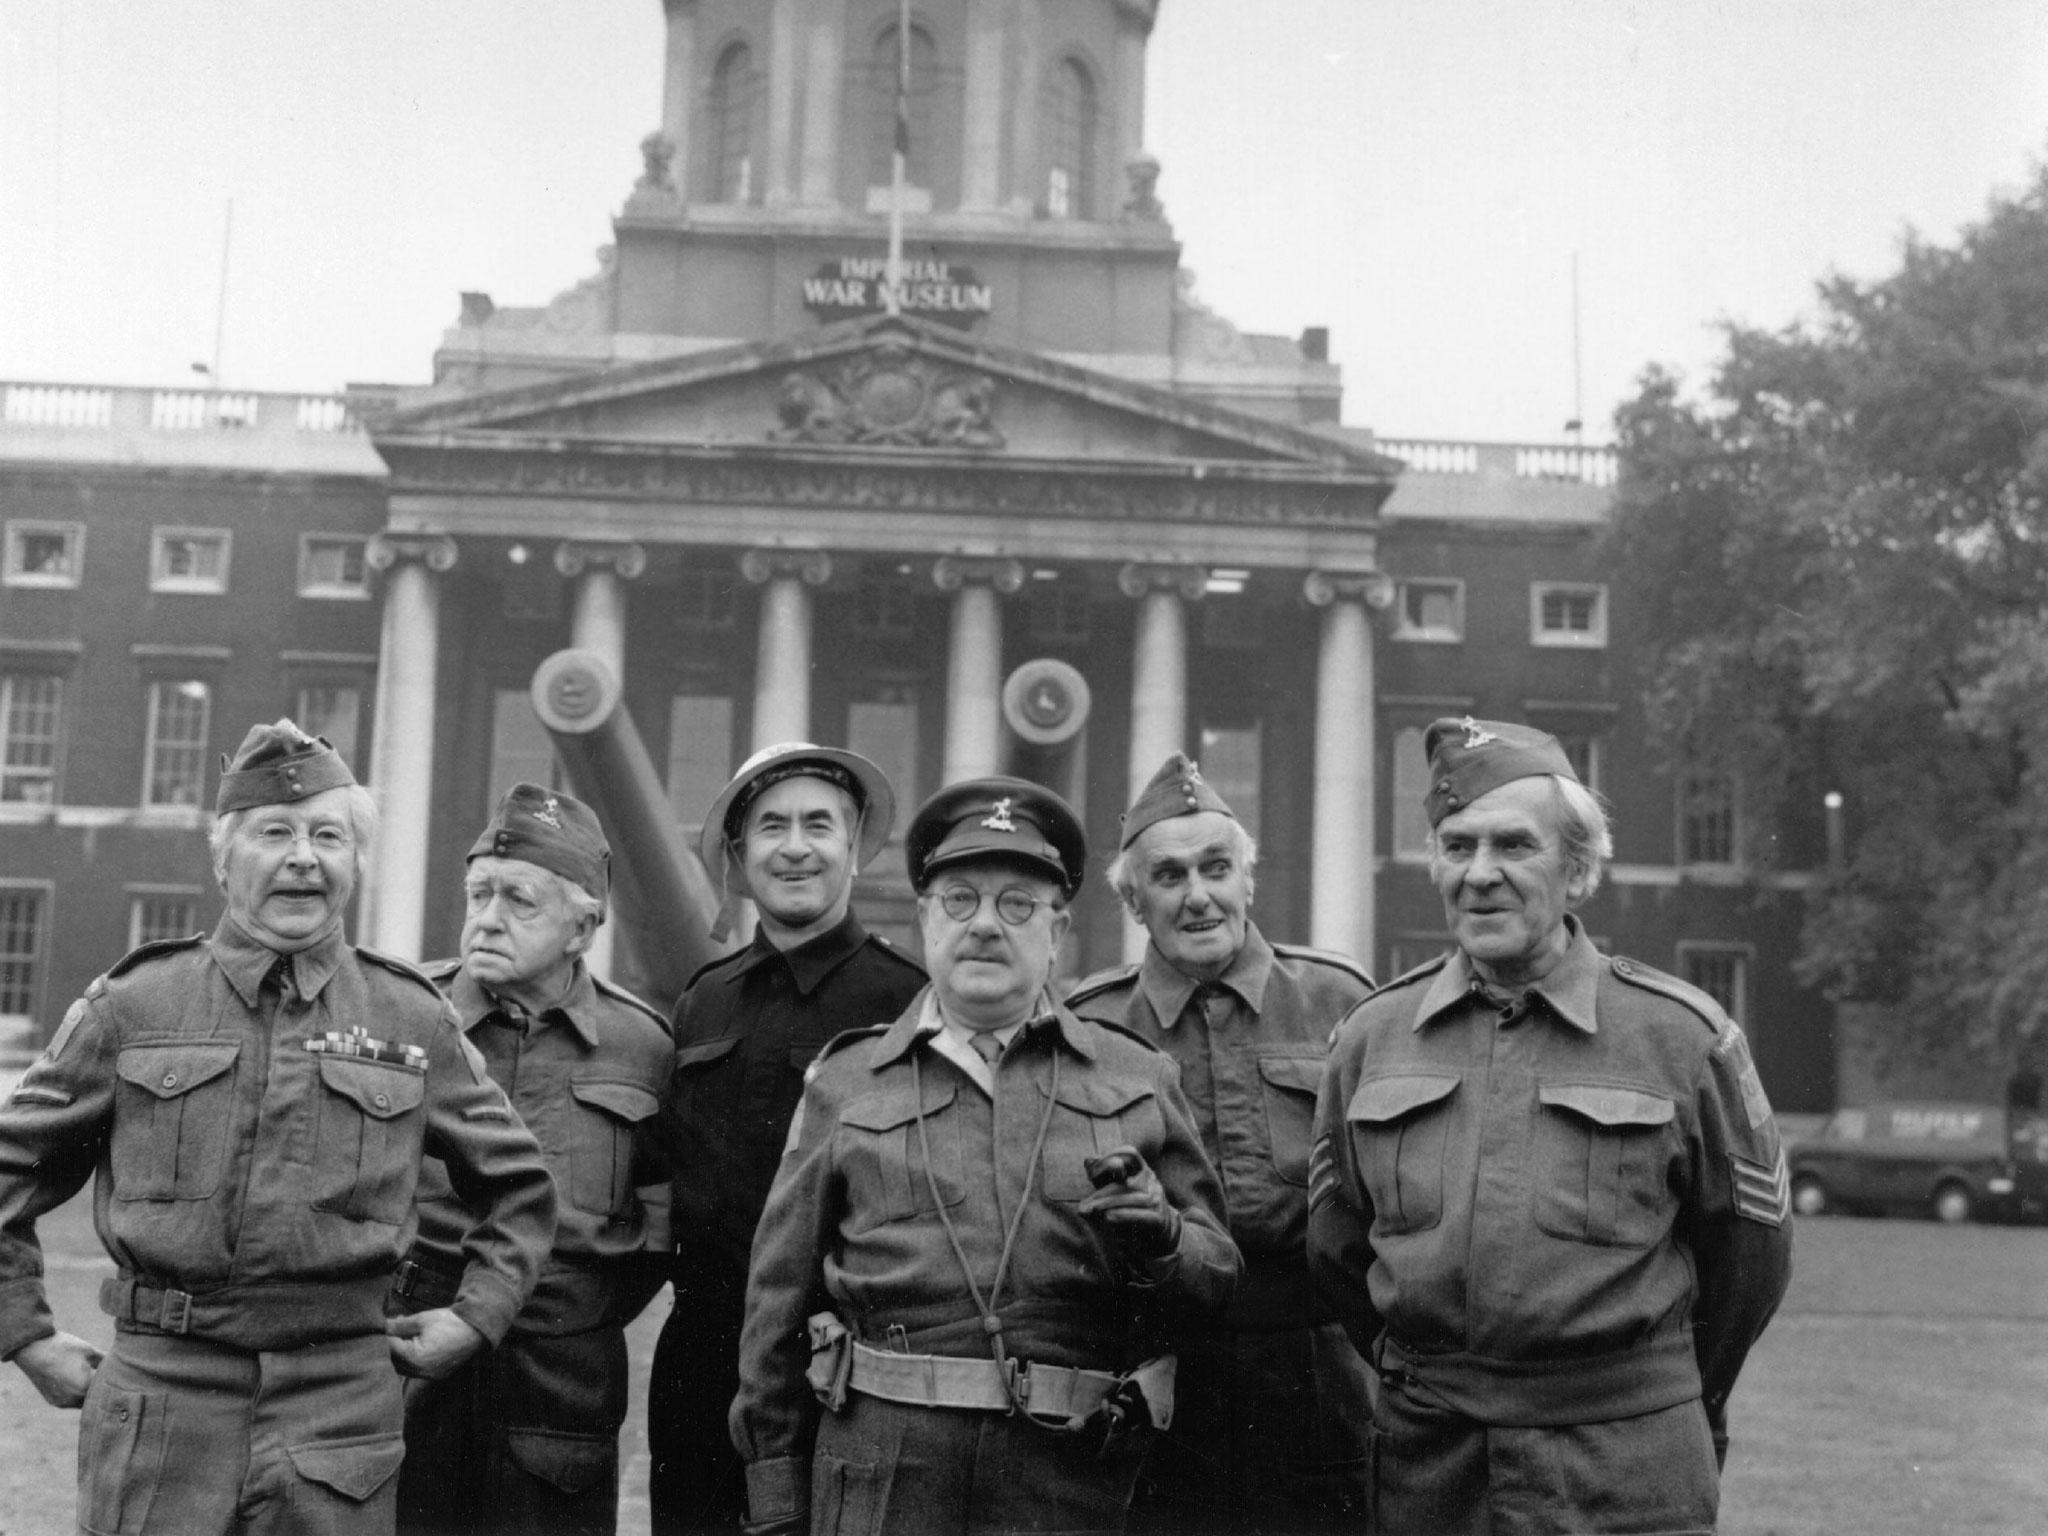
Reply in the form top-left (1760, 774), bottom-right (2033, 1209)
top-left (210, 914), bottom-right (348, 1008)
top-left (733, 909), bottom-right (871, 997)
top-left (1138, 922), bottom-right (1273, 1028)
top-left (870, 984), bottom-right (1098, 1068)
top-left (445, 960), bottom-right (602, 1049)
top-left (1411, 914), bottom-right (1602, 1036)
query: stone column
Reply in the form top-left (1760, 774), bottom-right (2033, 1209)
top-left (960, 0), bottom-right (1007, 211)
top-left (799, 0), bottom-right (846, 206)
top-left (1304, 568), bottom-right (1396, 972)
top-left (934, 556), bottom-right (1024, 783)
top-left (661, 0), bottom-right (699, 201)
top-left (741, 549), bottom-right (832, 749)
top-left (557, 542), bottom-right (647, 980)
top-left (1118, 562), bottom-right (1206, 960)
top-left (764, 0), bottom-right (802, 205)
top-left (362, 533), bottom-right (458, 960)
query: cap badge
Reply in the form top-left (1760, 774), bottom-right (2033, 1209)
top-left (981, 796), bottom-right (1017, 832)
top-left (1460, 716), bottom-right (1500, 749)
top-left (533, 796), bottom-right (563, 830)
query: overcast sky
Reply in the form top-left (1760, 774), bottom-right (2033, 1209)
top-left (3, 0), bottom-right (2045, 442)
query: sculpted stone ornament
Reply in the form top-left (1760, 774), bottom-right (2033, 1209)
top-left (637, 131), bottom-right (676, 192)
top-left (1122, 154), bottom-right (1165, 222)
top-left (770, 338), bottom-right (1005, 450)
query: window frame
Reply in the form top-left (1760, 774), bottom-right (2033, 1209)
top-left (1391, 578), bottom-right (1465, 644)
top-left (0, 879), bottom-right (53, 1030)
top-left (293, 679), bottom-right (368, 772)
top-left (1675, 940), bottom-right (1753, 1026)
top-left (141, 676), bottom-right (216, 810)
top-left (1042, 54), bottom-right (1099, 219)
top-left (4, 520), bottom-right (86, 589)
top-left (149, 527), bottom-right (233, 595)
top-left (1678, 766), bottom-right (1741, 868)
top-left (297, 534), bottom-right (370, 600)
top-left (126, 886), bottom-right (204, 951)
top-left (0, 670), bottom-right (66, 807)
top-left (1531, 581), bottom-right (1609, 648)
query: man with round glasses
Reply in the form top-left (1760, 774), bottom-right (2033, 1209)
top-left (732, 776), bottom-right (1241, 1536)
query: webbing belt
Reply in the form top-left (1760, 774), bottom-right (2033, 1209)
top-left (848, 1340), bottom-right (1120, 1425)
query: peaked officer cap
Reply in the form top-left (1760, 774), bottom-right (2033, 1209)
top-left (1423, 716), bottom-right (1578, 826)
top-left (1119, 751), bottom-right (1236, 850)
top-left (468, 782), bottom-right (610, 902)
top-left (906, 776), bottom-right (1087, 897)
top-left (216, 718), bottom-right (356, 814)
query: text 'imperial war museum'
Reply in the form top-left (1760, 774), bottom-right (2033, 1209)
top-left (0, 0), bottom-right (1838, 1111)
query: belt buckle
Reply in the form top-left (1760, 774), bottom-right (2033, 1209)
top-left (393, 1259), bottom-right (421, 1298)
top-left (159, 1288), bottom-right (193, 1335)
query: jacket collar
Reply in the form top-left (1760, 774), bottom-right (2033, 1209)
top-left (1138, 922), bottom-right (1273, 1028)
top-left (211, 914), bottom-right (349, 1008)
top-left (869, 984), bottom-right (1099, 1068)
top-left (1411, 914), bottom-right (1601, 1036)
top-left (441, 959), bottom-right (604, 1049)
top-left (731, 910), bottom-right (872, 997)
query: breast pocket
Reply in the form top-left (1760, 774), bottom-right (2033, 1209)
top-left (569, 1078), bottom-right (662, 1217)
top-left (670, 1036), bottom-right (740, 1125)
top-left (1533, 1083), bottom-right (1677, 1248)
top-left (112, 1042), bottom-right (241, 1202)
top-left (1040, 1078), bottom-right (1165, 1202)
top-left (839, 1083), bottom-right (963, 1231)
top-left (1346, 1074), bottom-right (1460, 1235)
top-left (1257, 1054), bottom-right (1326, 1187)
top-left (311, 1057), bottom-right (425, 1225)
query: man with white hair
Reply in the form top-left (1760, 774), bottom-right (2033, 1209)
top-left (1068, 752), bottom-right (1377, 1533)
top-left (0, 720), bottom-right (554, 1535)
top-left (1310, 717), bottom-right (1794, 1535)
top-left (394, 782), bottom-right (673, 1535)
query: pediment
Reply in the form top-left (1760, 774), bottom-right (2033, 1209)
top-left (376, 315), bottom-right (1397, 479)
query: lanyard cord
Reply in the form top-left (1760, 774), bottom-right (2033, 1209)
top-left (913, 1038), bottom-right (1062, 1416)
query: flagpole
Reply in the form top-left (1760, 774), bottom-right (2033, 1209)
top-left (884, 0), bottom-right (909, 316)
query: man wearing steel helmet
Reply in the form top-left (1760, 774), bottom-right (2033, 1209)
top-left (648, 744), bottom-right (924, 1534)
top-left (1308, 718), bottom-right (1793, 1535)
top-left (0, 721), bottom-right (554, 1535)
top-left (732, 776), bottom-right (1240, 1536)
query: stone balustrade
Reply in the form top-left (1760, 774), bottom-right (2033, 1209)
top-left (1375, 437), bottom-right (1619, 487)
top-left (1, 382), bottom-right (392, 436)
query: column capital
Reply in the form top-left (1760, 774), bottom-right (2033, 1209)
top-left (365, 532), bottom-right (458, 574)
top-left (554, 540), bottom-right (648, 580)
top-left (1117, 562), bottom-right (1206, 602)
top-left (740, 547), bottom-right (832, 587)
top-left (1304, 568), bottom-right (1395, 609)
top-left (932, 555), bottom-right (1025, 595)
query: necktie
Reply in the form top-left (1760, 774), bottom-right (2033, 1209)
top-left (971, 1032), bottom-right (1004, 1066)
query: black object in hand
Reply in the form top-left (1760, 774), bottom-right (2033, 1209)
top-left (1085, 1149), bottom-right (1143, 1188)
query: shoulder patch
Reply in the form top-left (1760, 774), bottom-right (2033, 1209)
top-left (1371, 952), bottom-right (1449, 997)
top-left (44, 997), bottom-right (91, 1062)
top-left (865, 933), bottom-right (928, 976)
top-left (1608, 956), bottom-right (1725, 1034)
top-left (355, 945), bottom-right (444, 995)
top-left (592, 973), bottom-right (671, 1034)
top-left (1088, 1017), bottom-right (1164, 1055)
top-left (1271, 942), bottom-right (1374, 988)
top-left (1064, 963), bottom-right (1139, 1007)
top-left (105, 933), bottom-right (206, 979)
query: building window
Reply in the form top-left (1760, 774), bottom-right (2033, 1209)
top-left (490, 688), bottom-right (561, 808)
top-left (1532, 582), bottom-right (1608, 647)
top-left (1392, 579), bottom-right (1463, 643)
top-left (296, 684), bottom-right (363, 771)
top-left (1678, 943), bottom-right (1751, 1024)
top-left (1043, 56), bottom-right (1097, 218)
top-left (1028, 581), bottom-right (1091, 644)
top-left (1390, 725), bottom-right (1432, 857)
top-left (143, 679), bottom-right (212, 808)
top-left (868, 22), bottom-right (938, 191)
top-left (0, 674), bottom-right (62, 804)
top-left (848, 694), bottom-right (919, 845)
top-left (668, 694), bottom-right (735, 830)
top-left (4, 521), bottom-right (84, 588)
top-left (1680, 768), bottom-right (1739, 865)
top-left (128, 890), bottom-right (201, 949)
top-left (298, 535), bottom-right (369, 599)
top-left (0, 886), bottom-right (46, 1023)
top-left (709, 41), bottom-right (756, 203)
top-left (150, 528), bottom-right (232, 594)
top-left (1196, 721), bottom-right (1261, 840)
top-left (1555, 732), bottom-right (1602, 795)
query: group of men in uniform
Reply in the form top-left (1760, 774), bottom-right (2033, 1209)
top-left (0, 707), bottom-right (1793, 1536)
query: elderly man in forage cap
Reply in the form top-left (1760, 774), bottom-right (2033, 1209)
top-left (1068, 752), bottom-right (1378, 1533)
top-left (0, 720), bottom-right (555, 1536)
top-left (1308, 717), bottom-right (1794, 1535)
top-left (649, 743), bottom-right (926, 1535)
top-left (731, 776), bottom-right (1242, 1536)
top-left (392, 783), bottom-right (674, 1536)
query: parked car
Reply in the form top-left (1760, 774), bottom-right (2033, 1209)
top-left (1789, 1102), bottom-right (2048, 1223)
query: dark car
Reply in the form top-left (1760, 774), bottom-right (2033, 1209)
top-left (1789, 1102), bottom-right (2048, 1224)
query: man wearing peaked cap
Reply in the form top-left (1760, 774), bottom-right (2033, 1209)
top-left (0, 720), bottom-right (555, 1535)
top-left (1308, 718), bottom-right (1793, 1534)
top-left (394, 783), bottom-right (673, 1536)
top-left (649, 743), bottom-right (924, 1535)
top-left (731, 775), bottom-right (1241, 1535)
top-left (1069, 753), bottom-right (1377, 1533)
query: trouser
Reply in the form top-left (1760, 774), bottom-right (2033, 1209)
top-left (1374, 1374), bottom-right (1719, 1536)
top-left (1128, 1320), bottom-right (1375, 1535)
top-left (76, 1329), bottom-right (404, 1536)
top-left (395, 1325), bottom-right (628, 1536)
top-left (646, 1281), bottom-right (745, 1535)
top-left (809, 1389), bottom-right (1151, 1536)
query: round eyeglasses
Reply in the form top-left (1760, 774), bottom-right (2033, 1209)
top-left (936, 885), bottom-right (1052, 927)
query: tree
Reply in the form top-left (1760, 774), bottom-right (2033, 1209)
top-left (1604, 159), bottom-right (2048, 1069)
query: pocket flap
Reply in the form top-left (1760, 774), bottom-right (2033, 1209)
top-left (673, 1036), bottom-right (740, 1071)
top-left (1539, 1083), bottom-right (1676, 1128)
top-left (117, 1042), bottom-right (240, 1100)
top-left (1349, 1073), bottom-right (1459, 1125)
top-left (1257, 1054), bottom-right (1325, 1096)
top-left (504, 1428), bottom-right (617, 1495)
top-left (570, 1079), bottom-right (661, 1123)
top-left (1050, 1077), bottom-right (1157, 1119)
top-left (286, 1433), bottom-right (407, 1502)
top-left (842, 1082), bottom-right (957, 1133)
top-left (317, 1057), bottom-right (425, 1119)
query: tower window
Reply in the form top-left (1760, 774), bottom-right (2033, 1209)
top-left (869, 23), bottom-right (938, 191)
top-left (710, 41), bottom-right (757, 203)
top-left (1043, 57), bottom-right (1097, 219)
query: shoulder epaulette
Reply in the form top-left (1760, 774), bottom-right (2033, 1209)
top-left (1270, 942), bottom-right (1374, 988)
top-left (681, 945), bottom-right (749, 994)
top-left (865, 932), bottom-right (928, 976)
top-left (1371, 952), bottom-right (1449, 997)
top-left (1608, 955), bottom-right (1726, 1035)
top-left (104, 932), bottom-right (206, 980)
top-left (1064, 964), bottom-right (1139, 1007)
top-left (592, 973), bottom-right (671, 1033)
top-left (355, 945), bottom-right (443, 994)
top-left (420, 956), bottom-right (463, 984)
top-left (1087, 1016), bottom-right (1164, 1055)
top-left (808, 1022), bottom-right (891, 1073)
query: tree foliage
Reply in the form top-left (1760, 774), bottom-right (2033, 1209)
top-left (1603, 160), bottom-right (2048, 1067)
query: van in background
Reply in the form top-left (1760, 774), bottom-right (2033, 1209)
top-left (1789, 1102), bottom-right (2048, 1224)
